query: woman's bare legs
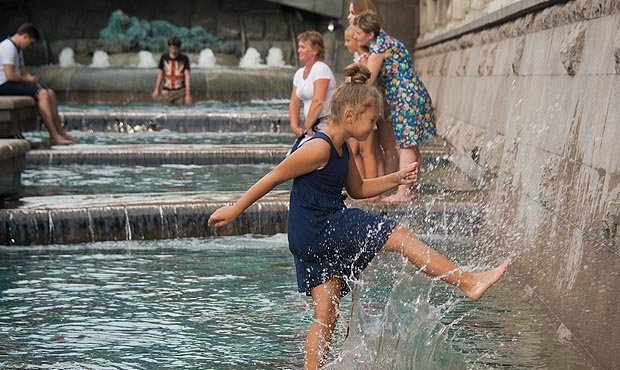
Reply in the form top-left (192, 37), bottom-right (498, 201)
top-left (383, 226), bottom-right (509, 300)
top-left (305, 278), bottom-right (341, 370)
top-left (377, 117), bottom-right (398, 174)
top-left (359, 131), bottom-right (378, 179)
top-left (347, 138), bottom-right (366, 179)
top-left (383, 145), bottom-right (420, 202)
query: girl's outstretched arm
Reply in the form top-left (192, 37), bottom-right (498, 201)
top-left (208, 139), bottom-right (332, 227)
top-left (345, 150), bottom-right (418, 199)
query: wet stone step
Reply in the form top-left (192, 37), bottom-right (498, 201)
top-left (60, 111), bottom-right (290, 133)
top-left (26, 144), bottom-right (452, 166)
top-left (0, 191), bottom-right (483, 246)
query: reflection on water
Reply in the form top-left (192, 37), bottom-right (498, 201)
top-left (21, 164), bottom-right (289, 196)
top-left (0, 235), bottom-right (590, 369)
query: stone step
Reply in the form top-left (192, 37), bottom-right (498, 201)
top-left (0, 96), bottom-right (38, 137)
top-left (0, 190), bottom-right (483, 246)
top-left (26, 143), bottom-right (453, 166)
top-left (0, 139), bottom-right (30, 197)
top-left (61, 111), bottom-right (290, 133)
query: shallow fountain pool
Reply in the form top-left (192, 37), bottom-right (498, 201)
top-left (20, 164), bottom-right (285, 196)
top-left (20, 161), bottom-right (473, 197)
top-left (24, 131), bottom-right (294, 146)
top-left (0, 234), bottom-right (590, 369)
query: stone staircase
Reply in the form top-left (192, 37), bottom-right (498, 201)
top-left (0, 133), bottom-right (484, 245)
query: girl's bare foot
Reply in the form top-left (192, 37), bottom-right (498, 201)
top-left (464, 261), bottom-right (510, 301)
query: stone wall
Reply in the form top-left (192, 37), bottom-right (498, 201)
top-left (414, 0), bottom-right (620, 368)
top-left (0, 0), bottom-right (329, 66)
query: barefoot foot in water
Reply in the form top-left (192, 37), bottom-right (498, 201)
top-left (464, 261), bottom-right (510, 301)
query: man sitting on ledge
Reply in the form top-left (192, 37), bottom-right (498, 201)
top-left (0, 23), bottom-right (74, 145)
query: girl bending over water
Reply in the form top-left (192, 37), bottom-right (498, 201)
top-left (208, 64), bottom-right (509, 370)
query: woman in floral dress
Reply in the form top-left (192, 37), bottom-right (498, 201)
top-left (354, 10), bottom-right (436, 201)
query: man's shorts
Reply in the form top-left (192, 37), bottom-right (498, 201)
top-left (0, 81), bottom-right (45, 98)
top-left (160, 89), bottom-right (185, 104)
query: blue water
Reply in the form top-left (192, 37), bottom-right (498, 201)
top-left (20, 164), bottom-right (288, 196)
top-left (0, 234), bottom-right (590, 369)
top-left (23, 131), bottom-right (294, 146)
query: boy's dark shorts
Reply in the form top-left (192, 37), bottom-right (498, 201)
top-left (0, 82), bottom-right (46, 98)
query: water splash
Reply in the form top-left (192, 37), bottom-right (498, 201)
top-left (90, 50), bottom-right (111, 68)
top-left (266, 47), bottom-right (286, 67)
top-left (328, 254), bottom-right (467, 369)
top-left (198, 48), bottom-right (217, 68)
top-left (59, 47), bottom-right (76, 67)
top-left (239, 47), bottom-right (265, 68)
top-left (136, 50), bottom-right (157, 68)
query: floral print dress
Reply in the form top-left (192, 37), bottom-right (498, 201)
top-left (370, 32), bottom-right (435, 148)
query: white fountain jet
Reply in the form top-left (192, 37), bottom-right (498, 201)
top-left (266, 47), bottom-right (286, 67)
top-left (90, 50), bottom-right (111, 68)
top-left (58, 47), bottom-right (76, 67)
top-left (239, 47), bottom-right (266, 68)
top-left (137, 50), bottom-right (157, 68)
top-left (198, 48), bottom-right (217, 68)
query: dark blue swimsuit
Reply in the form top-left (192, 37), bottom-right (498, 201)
top-left (287, 132), bottom-right (397, 296)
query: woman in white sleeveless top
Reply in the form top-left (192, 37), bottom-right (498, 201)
top-left (288, 31), bottom-right (336, 141)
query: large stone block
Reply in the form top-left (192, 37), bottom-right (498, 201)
top-left (519, 29), bottom-right (553, 76)
top-left (0, 97), bottom-right (38, 137)
top-left (580, 14), bottom-right (620, 75)
top-left (0, 139), bottom-right (30, 198)
top-left (576, 75), bottom-right (614, 167)
top-left (598, 75), bottom-right (620, 173)
top-left (502, 76), bottom-right (527, 140)
top-left (546, 24), bottom-right (572, 75)
top-left (491, 37), bottom-right (517, 76)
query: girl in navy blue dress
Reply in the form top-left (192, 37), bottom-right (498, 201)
top-left (208, 64), bottom-right (509, 370)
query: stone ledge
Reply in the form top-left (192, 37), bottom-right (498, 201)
top-left (0, 96), bottom-right (38, 137)
top-left (0, 139), bottom-right (30, 198)
top-left (416, 0), bottom-right (620, 58)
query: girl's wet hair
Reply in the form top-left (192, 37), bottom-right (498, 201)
top-left (329, 63), bottom-right (382, 120)
top-left (354, 10), bottom-right (382, 37)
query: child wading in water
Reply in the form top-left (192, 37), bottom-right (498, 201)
top-left (208, 64), bottom-right (509, 370)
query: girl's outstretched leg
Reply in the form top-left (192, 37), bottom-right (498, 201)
top-left (383, 226), bottom-right (509, 300)
top-left (305, 278), bottom-right (341, 370)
